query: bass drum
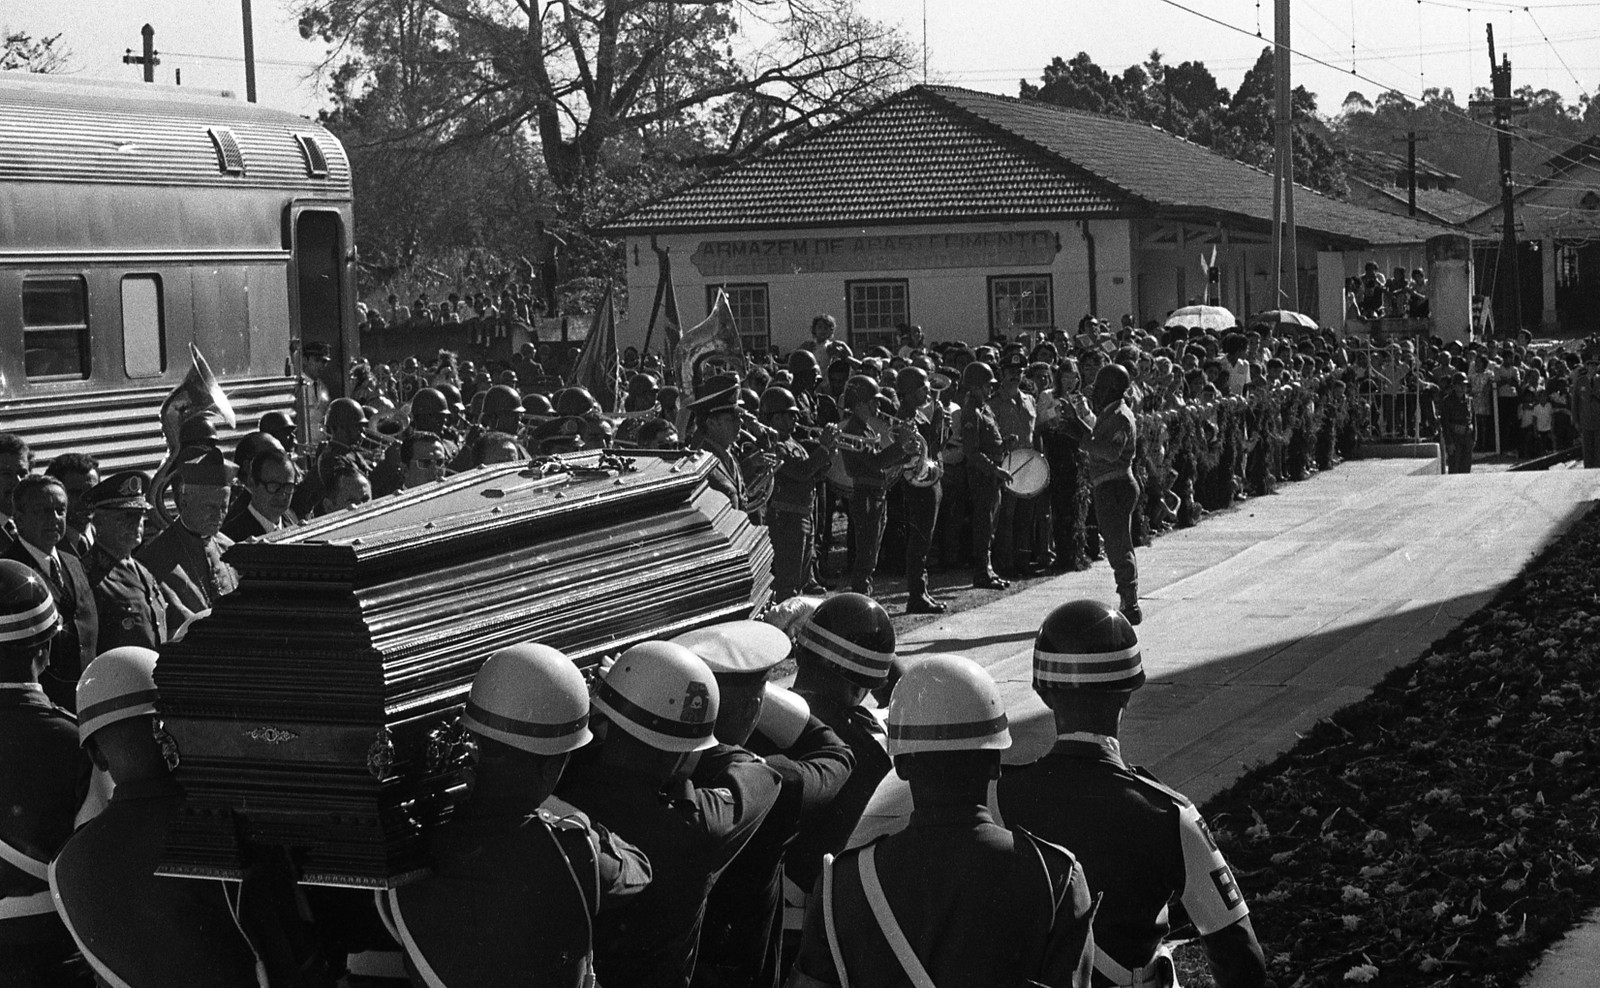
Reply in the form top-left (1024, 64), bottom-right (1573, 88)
top-left (1000, 448), bottom-right (1050, 499)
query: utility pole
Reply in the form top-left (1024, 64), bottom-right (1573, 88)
top-left (241, 0), bottom-right (258, 103)
top-left (1391, 131), bottom-right (1429, 216)
top-left (121, 24), bottom-right (159, 83)
top-left (1469, 25), bottom-right (1526, 338)
top-left (1272, 0), bottom-right (1299, 311)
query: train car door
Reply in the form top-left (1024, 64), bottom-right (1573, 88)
top-left (288, 206), bottom-right (352, 443)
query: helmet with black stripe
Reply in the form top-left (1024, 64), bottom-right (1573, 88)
top-left (886, 653), bottom-right (1010, 756)
top-left (0, 560), bottom-right (59, 657)
top-left (77, 647), bottom-right (161, 745)
top-left (592, 641), bottom-right (720, 753)
top-left (1033, 599), bottom-right (1144, 693)
top-left (462, 643), bottom-right (593, 756)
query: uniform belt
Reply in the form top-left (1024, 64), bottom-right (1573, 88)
top-left (0, 890), bottom-right (57, 921)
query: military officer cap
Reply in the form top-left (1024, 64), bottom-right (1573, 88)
top-left (671, 620), bottom-right (792, 675)
top-left (687, 385), bottom-right (741, 421)
top-left (302, 341), bottom-right (332, 361)
top-left (176, 446), bottom-right (237, 488)
top-left (86, 471), bottom-right (153, 512)
top-left (998, 351), bottom-right (1028, 373)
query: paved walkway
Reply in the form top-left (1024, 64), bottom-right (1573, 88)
top-left (844, 459), bottom-right (1600, 845)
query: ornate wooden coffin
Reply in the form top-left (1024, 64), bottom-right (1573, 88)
top-left (154, 450), bottom-right (772, 887)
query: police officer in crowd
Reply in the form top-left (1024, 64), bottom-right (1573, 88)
top-left (137, 447), bottom-right (240, 634)
top-left (2, 476), bottom-right (97, 711)
top-left (556, 641), bottom-right (781, 988)
top-left (1070, 364), bottom-right (1143, 624)
top-left (387, 643), bottom-right (652, 987)
top-left (50, 647), bottom-right (266, 986)
top-left (838, 376), bottom-right (916, 599)
top-left (678, 622), bottom-right (854, 988)
top-left (781, 594), bottom-right (897, 895)
top-left (0, 561), bottom-right (90, 986)
top-left (787, 653), bottom-right (1096, 988)
top-left (293, 398), bottom-right (369, 517)
top-left (999, 600), bottom-right (1266, 988)
top-left (80, 472), bottom-right (168, 652)
top-left (895, 367), bottom-right (948, 614)
top-left (758, 388), bottom-right (835, 602)
top-left (960, 361), bottom-right (1012, 590)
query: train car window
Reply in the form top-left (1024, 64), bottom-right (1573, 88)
top-left (121, 275), bottom-right (166, 378)
top-left (295, 134), bottom-right (329, 178)
top-left (21, 277), bottom-right (90, 381)
top-left (207, 127), bottom-right (246, 175)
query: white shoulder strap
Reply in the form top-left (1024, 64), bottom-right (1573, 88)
top-left (386, 888), bottom-right (450, 988)
top-left (48, 857), bottom-right (135, 988)
top-left (0, 833), bottom-right (49, 882)
top-left (857, 845), bottom-right (937, 988)
top-left (821, 854), bottom-right (850, 988)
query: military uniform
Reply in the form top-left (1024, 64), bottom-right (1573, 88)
top-left (697, 439), bottom-right (749, 514)
top-left (0, 683), bottom-right (91, 984)
top-left (999, 734), bottom-right (1250, 988)
top-left (82, 545), bottom-right (168, 652)
top-left (838, 417), bottom-right (912, 597)
top-left (899, 396), bottom-right (946, 604)
top-left (556, 743), bottom-right (781, 988)
top-left (49, 776), bottom-right (262, 987)
top-left (990, 385), bottom-right (1039, 573)
top-left (788, 805), bottom-right (1095, 988)
top-left (782, 692), bottom-right (892, 894)
top-left (766, 436), bottom-right (832, 601)
top-left (960, 396), bottom-right (1008, 582)
top-left (388, 794), bottom-right (651, 988)
top-left (693, 716), bottom-right (853, 988)
top-left (136, 522), bottom-right (238, 630)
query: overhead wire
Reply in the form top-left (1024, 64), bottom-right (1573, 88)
top-left (1521, 7), bottom-right (1587, 93)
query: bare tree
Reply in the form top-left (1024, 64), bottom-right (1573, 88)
top-left (1, 29), bottom-right (72, 74)
top-left (298, 0), bottom-right (915, 188)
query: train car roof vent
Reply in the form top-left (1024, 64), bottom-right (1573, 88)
top-left (207, 126), bottom-right (246, 175)
top-left (295, 134), bottom-right (329, 178)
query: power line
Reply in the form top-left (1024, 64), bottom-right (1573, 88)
top-left (1520, 7), bottom-right (1588, 92)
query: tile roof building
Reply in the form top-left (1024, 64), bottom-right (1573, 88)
top-left (606, 86), bottom-right (1471, 353)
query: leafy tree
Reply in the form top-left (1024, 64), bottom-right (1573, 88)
top-left (1021, 53), bottom-right (1132, 118)
top-left (1, 29), bottom-right (71, 73)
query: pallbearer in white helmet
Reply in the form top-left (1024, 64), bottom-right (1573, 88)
top-left (788, 653), bottom-right (1097, 988)
top-left (386, 642), bottom-right (651, 988)
top-left (998, 600), bottom-right (1268, 988)
top-left (556, 640), bottom-right (781, 988)
top-left (50, 646), bottom-right (267, 987)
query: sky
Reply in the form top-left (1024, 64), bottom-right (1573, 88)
top-left (5, 0), bottom-right (1597, 120)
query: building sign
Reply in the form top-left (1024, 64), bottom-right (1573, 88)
top-left (689, 230), bottom-right (1058, 277)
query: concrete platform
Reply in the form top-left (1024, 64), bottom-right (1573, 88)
top-left (848, 460), bottom-right (1600, 843)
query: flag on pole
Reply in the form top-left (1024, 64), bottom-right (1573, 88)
top-left (1199, 246), bottom-right (1218, 304)
top-left (572, 284), bottom-right (622, 413)
top-left (677, 289), bottom-right (747, 397)
top-left (645, 248), bottom-right (684, 384)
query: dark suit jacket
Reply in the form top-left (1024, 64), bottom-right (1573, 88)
top-left (1, 540), bottom-right (98, 712)
top-left (220, 508), bottom-right (269, 543)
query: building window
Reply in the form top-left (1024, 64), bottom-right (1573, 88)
top-left (22, 276), bottom-right (90, 381)
top-left (705, 284), bottom-right (771, 355)
top-left (846, 279), bottom-right (908, 352)
top-left (121, 275), bottom-right (166, 378)
top-left (989, 275), bottom-right (1054, 337)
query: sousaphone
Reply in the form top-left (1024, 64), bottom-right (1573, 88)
top-left (149, 344), bottom-right (237, 523)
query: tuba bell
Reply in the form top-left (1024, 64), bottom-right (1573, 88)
top-left (148, 344), bottom-right (236, 523)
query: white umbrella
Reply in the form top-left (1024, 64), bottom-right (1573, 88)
top-left (1163, 305), bottom-right (1239, 332)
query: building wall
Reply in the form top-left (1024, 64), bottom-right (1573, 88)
top-left (618, 219), bottom-right (1133, 353)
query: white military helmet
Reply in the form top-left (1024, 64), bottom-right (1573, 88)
top-left (886, 653), bottom-right (1011, 757)
top-left (77, 647), bottom-right (161, 745)
top-left (592, 641), bottom-right (720, 753)
top-left (462, 643), bottom-right (592, 756)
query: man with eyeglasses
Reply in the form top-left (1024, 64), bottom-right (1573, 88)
top-left (221, 448), bottom-right (300, 541)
